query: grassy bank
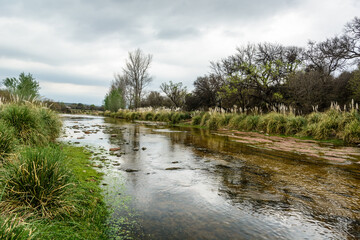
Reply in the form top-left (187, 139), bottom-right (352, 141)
top-left (0, 103), bottom-right (108, 239)
top-left (104, 107), bottom-right (360, 144)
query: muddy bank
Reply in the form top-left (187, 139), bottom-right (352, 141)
top-left (214, 129), bottom-right (360, 164)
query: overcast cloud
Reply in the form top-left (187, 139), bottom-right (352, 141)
top-left (0, 0), bottom-right (359, 105)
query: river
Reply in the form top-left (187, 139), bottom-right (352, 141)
top-left (60, 114), bottom-right (360, 240)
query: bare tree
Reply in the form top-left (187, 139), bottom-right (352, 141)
top-left (160, 81), bottom-right (187, 108)
top-left (123, 49), bottom-right (153, 109)
top-left (315, 17), bottom-right (360, 69)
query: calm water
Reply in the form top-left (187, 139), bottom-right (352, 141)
top-left (61, 114), bottom-right (360, 240)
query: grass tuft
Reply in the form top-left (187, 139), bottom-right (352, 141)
top-left (0, 121), bottom-right (17, 162)
top-left (1, 146), bottom-right (73, 218)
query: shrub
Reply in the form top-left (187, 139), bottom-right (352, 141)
top-left (144, 112), bottom-right (154, 121)
top-left (228, 114), bottom-right (246, 129)
top-left (307, 112), bottom-right (322, 124)
top-left (200, 113), bottom-right (210, 126)
top-left (218, 114), bottom-right (233, 127)
top-left (314, 110), bottom-right (342, 139)
top-left (159, 113), bottom-right (170, 122)
top-left (170, 112), bottom-right (181, 124)
top-left (0, 121), bottom-right (17, 162)
top-left (192, 115), bottom-right (202, 125)
top-left (0, 216), bottom-right (35, 240)
top-left (207, 115), bottom-right (220, 130)
top-left (153, 113), bottom-right (161, 121)
top-left (0, 104), bottom-right (45, 145)
top-left (342, 120), bottom-right (360, 143)
top-left (285, 115), bottom-right (307, 135)
top-left (240, 115), bottom-right (260, 131)
top-left (37, 107), bottom-right (62, 141)
top-left (1, 147), bottom-right (73, 218)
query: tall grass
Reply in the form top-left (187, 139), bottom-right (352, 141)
top-left (0, 104), bottom-right (62, 146)
top-left (37, 107), bottom-right (62, 141)
top-left (104, 105), bottom-right (360, 144)
top-left (0, 104), bottom-right (45, 145)
top-left (1, 146), bottom-right (73, 218)
top-left (0, 216), bottom-right (35, 240)
top-left (0, 121), bottom-right (17, 162)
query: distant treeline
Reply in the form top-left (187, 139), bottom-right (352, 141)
top-left (105, 17), bottom-right (360, 114)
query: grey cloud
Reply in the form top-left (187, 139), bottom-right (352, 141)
top-left (0, 0), bottom-right (301, 42)
top-left (157, 27), bottom-right (200, 39)
top-left (0, 67), bottom-right (108, 87)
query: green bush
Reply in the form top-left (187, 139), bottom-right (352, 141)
top-left (37, 107), bottom-right (62, 141)
top-left (207, 115), bottom-right (220, 130)
top-left (228, 114), bottom-right (246, 129)
top-left (0, 121), bottom-right (17, 162)
top-left (342, 120), bottom-right (360, 143)
top-left (153, 113), bottom-right (161, 121)
top-left (285, 115), bottom-right (307, 135)
top-left (1, 146), bottom-right (73, 218)
top-left (0, 216), bottom-right (35, 240)
top-left (258, 113), bottom-right (287, 135)
top-left (218, 114), bottom-right (233, 127)
top-left (0, 104), bottom-right (45, 145)
top-left (144, 112), bottom-right (154, 120)
top-left (240, 115), bottom-right (260, 131)
top-left (200, 113), bottom-right (210, 126)
top-left (192, 115), bottom-right (202, 125)
top-left (307, 112), bottom-right (322, 124)
top-left (314, 110), bottom-right (342, 139)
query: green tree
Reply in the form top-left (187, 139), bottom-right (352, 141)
top-left (104, 88), bottom-right (125, 112)
top-left (2, 72), bottom-right (40, 100)
top-left (349, 65), bottom-right (360, 102)
top-left (160, 81), bottom-right (187, 108)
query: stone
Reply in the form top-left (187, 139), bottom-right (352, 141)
top-left (109, 147), bottom-right (121, 151)
top-left (165, 167), bottom-right (182, 170)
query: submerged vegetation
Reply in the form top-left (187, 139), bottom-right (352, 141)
top-left (0, 102), bottom-right (108, 239)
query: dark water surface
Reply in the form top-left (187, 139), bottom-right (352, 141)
top-left (61, 114), bottom-right (360, 240)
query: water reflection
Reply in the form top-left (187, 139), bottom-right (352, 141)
top-left (61, 115), bottom-right (360, 240)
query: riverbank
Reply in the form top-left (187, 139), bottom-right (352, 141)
top-left (101, 109), bottom-right (360, 164)
top-left (103, 108), bottom-right (360, 144)
top-left (0, 103), bottom-right (108, 239)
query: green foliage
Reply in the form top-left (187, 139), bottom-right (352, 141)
top-left (37, 107), bottom-right (62, 141)
top-left (228, 114), bottom-right (246, 129)
top-left (0, 104), bottom-right (45, 145)
top-left (0, 216), bottom-right (34, 240)
top-left (207, 115), bottom-right (220, 130)
top-left (200, 113), bottom-right (210, 126)
top-left (144, 112), bottom-right (154, 120)
top-left (314, 109), bottom-right (342, 139)
top-left (239, 115), bottom-right (260, 131)
top-left (2, 72), bottom-right (40, 101)
top-left (342, 119), bottom-right (360, 143)
top-left (160, 81), bottom-right (187, 108)
top-left (191, 115), bottom-right (202, 125)
top-left (348, 67), bottom-right (360, 102)
top-left (0, 121), bottom-right (17, 162)
top-left (1, 146), bottom-right (73, 218)
top-left (104, 88), bottom-right (125, 112)
top-left (33, 145), bottom-right (108, 239)
top-left (285, 115), bottom-right (307, 135)
top-left (264, 113), bottom-right (287, 135)
top-left (307, 112), bottom-right (322, 124)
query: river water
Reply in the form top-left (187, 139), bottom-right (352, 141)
top-left (61, 114), bottom-right (360, 240)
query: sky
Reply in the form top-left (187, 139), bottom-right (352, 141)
top-left (0, 0), bottom-right (359, 105)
